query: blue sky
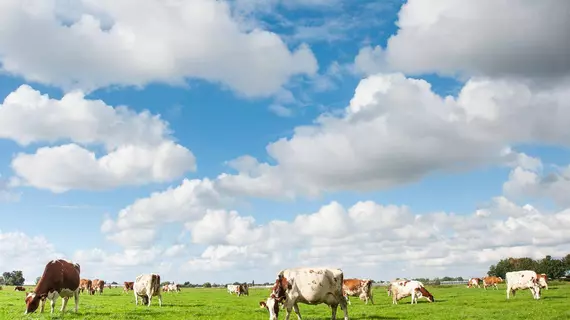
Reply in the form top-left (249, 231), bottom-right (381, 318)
top-left (1, 0), bottom-right (570, 285)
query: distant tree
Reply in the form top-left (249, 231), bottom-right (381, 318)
top-left (203, 282), bottom-right (212, 288)
top-left (112, 281), bottom-right (118, 285)
top-left (0, 276), bottom-right (4, 286)
top-left (2, 271), bottom-right (25, 286)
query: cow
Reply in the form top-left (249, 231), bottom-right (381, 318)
top-left (342, 278), bottom-right (374, 305)
top-left (389, 280), bottom-right (434, 304)
top-left (259, 267), bottom-right (349, 320)
top-left (238, 283), bottom-right (248, 296)
top-left (14, 286), bottom-right (26, 291)
top-left (133, 273), bottom-right (162, 307)
top-left (162, 284), bottom-right (170, 292)
top-left (79, 279), bottom-right (92, 294)
top-left (482, 276), bottom-right (503, 290)
top-left (91, 279), bottom-right (105, 295)
top-left (227, 284), bottom-right (239, 295)
top-left (123, 281), bottom-right (134, 293)
top-left (506, 270), bottom-right (541, 300)
top-left (386, 279), bottom-right (408, 296)
top-left (24, 259), bottom-right (80, 314)
top-left (537, 273), bottom-right (549, 290)
top-left (467, 278), bottom-right (481, 288)
top-left (167, 283), bottom-right (180, 293)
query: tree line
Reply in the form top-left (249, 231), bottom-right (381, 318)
top-left (0, 271), bottom-right (25, 286)
top-left (488, 254), bottom-right (570, 279)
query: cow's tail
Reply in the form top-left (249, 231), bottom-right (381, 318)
top-left (365, 279), bottom-right (373, 296)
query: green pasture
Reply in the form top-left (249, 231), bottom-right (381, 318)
top-left (1, 282), bottom-right (569, 319)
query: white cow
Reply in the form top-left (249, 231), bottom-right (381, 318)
top-left (506, 270), bottom-right (541, 300)
top-left (259, 267), bottom-right (349, 320)
top-left (167, 283), bottom-right (180, 293)
top-left (389, 280), bottom-right (434, 304)
top-left (227, 284), bottom-right (239, 294)
top-left (133, 273), bottom-right (163, 307)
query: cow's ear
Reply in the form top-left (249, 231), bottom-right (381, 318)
top-left (259, 301), bottom-right (267, 309)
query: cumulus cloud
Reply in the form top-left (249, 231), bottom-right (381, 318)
top-left (0, 0), bottom-right (317, 97)
top-left (0, 85), bottom-right (196, 192)
top-left (504, 161), bottom-right (570, 208)
top-left (354, 0), bottom-right (570, 79)
top-left (180, 196), bottom-right (570, 279)
top-left (217, 73), bottom-right (570, 198)
top-left (0, 231), bottom-right (64, 284)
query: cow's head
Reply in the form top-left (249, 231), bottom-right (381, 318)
top-left (24, 292), bottom-right (44, 314)
top-left (259, 275), bottom-right (289, 320)
top-left (418, 287), bottom-right (435, 302)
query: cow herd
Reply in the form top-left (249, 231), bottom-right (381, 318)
top-left (10, 259), bottom-right (552, 319)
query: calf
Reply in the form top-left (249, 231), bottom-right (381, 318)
top-left (506, 270), bottom-right (541, 300)
top-left (259, 267), bottom-right (348, 320)
top-left (134, 273), bottom-right (162, 307)
top-left (389, 280), bottom-right (434, 304)
top-left (537, 273), bottom-right (548, 290)
top-left (123, 281), bottom-right (134, 293)
top-left (467, 278), bottom-right (481, 288)
top-left (24, 259), bottom-right (80, 314)
top-left (343, 278), bottom-right (374, 305)
top-left (79, 279), bottom-right (92, 294)
top-left (14, 286), bottom-right (26, 291)
top-left (482, 276), bottom-right (503, 290)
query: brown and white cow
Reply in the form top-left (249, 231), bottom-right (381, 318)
top-left (259, 267), bottom-right (348, 320)
top-left (467, 278), bottom-right (481, 288)
top-left (91, 279), bottom-right (105, 295)
top-left (79, 279), bottom-right (92, 294)
top-left (134, 273), bottom-right (162, 307)
top-left (537, 273), bottom-right (548, 290)
top-left (238, 283), bottom-right (248, 296)
top-left (389, 280), bottom-right (434, 304)
top-left (343, 278), bottom-right (374, 305)
top-left (482, 276), bottom-right (503, 290)
top-left (123, 281), bottom-right (134, 293)
top-left (506, 270), bottom-right (541, 300)
top-left (24, 259), bottom-right (80, 314)
top-left (14, 286), bottom-right (26, 291)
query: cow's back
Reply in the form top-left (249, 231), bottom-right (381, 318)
top-left (43, 260), bottom-right (80, 291)
top-left (281, 267), bottom-right (344, 303)
top-left (506, 270), bottom-right (537, 288)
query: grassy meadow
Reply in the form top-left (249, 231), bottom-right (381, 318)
top-left (1, 282), bottom-right (569, 319)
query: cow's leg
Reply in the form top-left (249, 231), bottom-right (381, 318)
top-left (74, 289), bottom-right (79, 312)
top-left (158, 292), bottom-right (163, 307)
top-left (147, 294), bottom-right (152, 307)
top-left (61, 297), bottom-right (69, 312)
top-left (339, 296), bottom-right (349, 320)
top-left (331, 303), bottom-right (338, 320)
top-left (134, 292), bottom-right (139, 305)
top-left (293, 303), bottom-right (302, 320)
top-left (345, 295), bottom-right (351, 305)
top-left (39, 298), bottom-right (46, 313)
top-left (50, 298), bottom-right (56, 314)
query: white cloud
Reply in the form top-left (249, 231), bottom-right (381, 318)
top-left (0, 231), bottom-right (64, 284)
top-left (217, 73), bottom-right (570, 198)
top-left (354, 0), bottom-right (570, 79)
top-left (504, 162), bottom-right (570, 208)
top-left (0, 85), bottom-right (196, 192)
top-left (0, 0), bottom-right (317, 97)
top-left (0, 175), bottom-right (20, 202)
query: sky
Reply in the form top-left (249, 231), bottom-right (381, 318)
top-left (1, 0), bottom-right (570, 285)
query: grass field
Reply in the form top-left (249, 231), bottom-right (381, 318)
top-left (1, 282), bottom-right (569, 319)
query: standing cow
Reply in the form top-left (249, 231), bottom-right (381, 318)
top-left (124, 281), bottom-right (134, 293)
top-left (467, 278), bottom-right (481, 288)
top-left (24, 259), bottom-right (80, 314)
top-left (259, 267), bottom-right (349, 320)
top-left (79, 279), bottom-right (92, 294)
top-left (134, 273), bottom-right (162, 307)
top-left (343, 278), bottom-right (374, 305)
top-left (506, 270), bottom-right (541, 300)
top-left (92, 279), bottom-right (105, 295)
top-left (483, 276), bottom-right (503, 290)
top-left (389, 280), bottom-right (434, 304)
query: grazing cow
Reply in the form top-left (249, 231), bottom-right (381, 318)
top-left (79, 279), bottom-right (92, 294)
top-left (386, 279), bottom-right (408, 296)
top-left (506, 270), bottom-right (541, 300)
top-left (467, 278), bottom-right (481, 288)
top-left (162, 284), bottom-right (170, 292)
top-left (537, 273), bottom-right (548, 290)
top-left (134, 273), bottom-right (162, 307)
top-left (167, 283), bottom-right (180, 293)
top-left (238, 283), bottom-right (248, 296)
top-left (389, 280), bottom-right (434, 304)
top-left (91, 279), bottom-right (105, 295)
top-left (259, 267), bottom-right (349, 320)
top-left (482, 276), bottom-right (503, 290)
top-left (342, 278), bottom-right (374, 305)
top-left (14, 286), bottom-right (26, 291)
top-left (227, 284), bottom-right (239, 295)
top-left (24, 259), bottom-right (80, 314)
top-left (123, 281), bottom-right (134, 293)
